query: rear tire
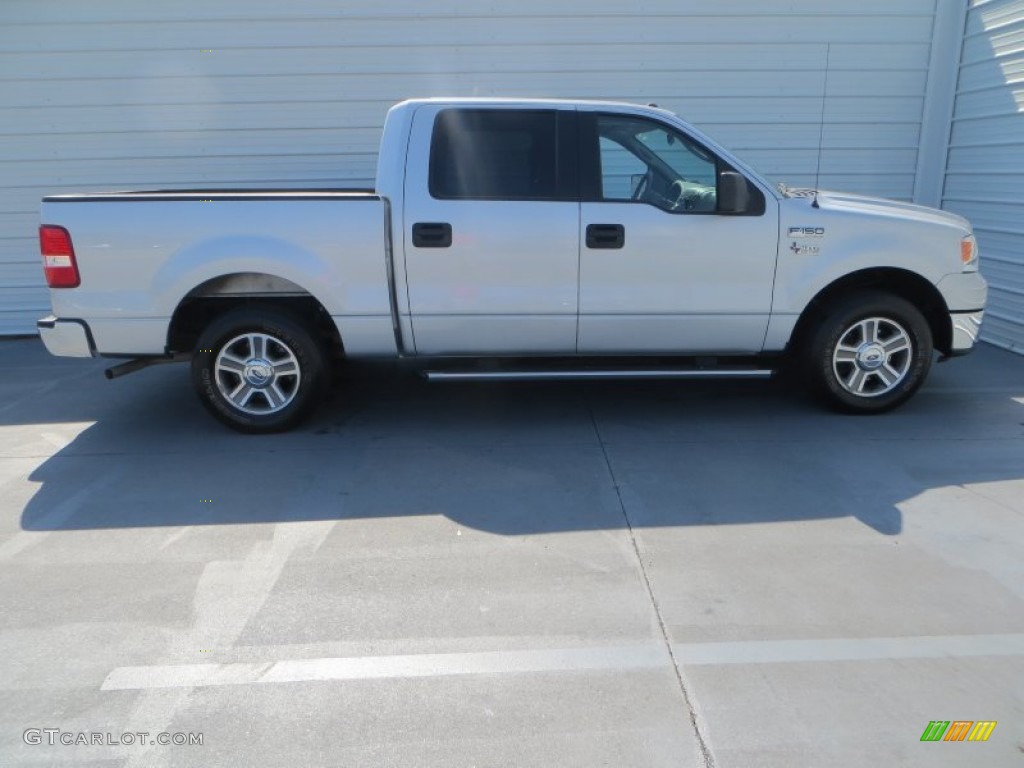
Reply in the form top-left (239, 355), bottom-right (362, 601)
top-left (804, 291), bottom-right (933, 413)
top-left (191, 306), bottom-right (327, 433)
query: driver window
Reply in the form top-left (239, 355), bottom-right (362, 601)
top-left (596, 114), bottom-right (718, 213)
top-left (599, 136), bottom-right (647, 200)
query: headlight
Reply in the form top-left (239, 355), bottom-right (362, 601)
top-left (961, 235), bottom-right (979, 271)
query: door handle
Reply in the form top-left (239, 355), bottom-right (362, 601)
top-left (412, 222), bottom-right (452, 248)
top-left (586, 224), bottom-right (625, 249)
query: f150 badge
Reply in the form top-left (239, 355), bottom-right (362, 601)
top-left (789, 226), bottom-right (823, 256)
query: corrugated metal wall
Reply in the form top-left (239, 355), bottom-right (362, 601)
top-left (1, 0), bottom-right (940, 334)
top-left (944, 0), bottom-right (1024, 352)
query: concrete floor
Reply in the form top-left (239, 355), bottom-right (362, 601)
top-left (0, 337), bottom-right (1022, 767)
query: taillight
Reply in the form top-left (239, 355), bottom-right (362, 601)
top-left (39, 225), bottom-right (80, 288)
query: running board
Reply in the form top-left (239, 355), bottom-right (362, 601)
top-left (423, 368), bottom-right (774, 382)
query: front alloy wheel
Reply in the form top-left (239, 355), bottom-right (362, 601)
top-left (831, 316), bottom-right (913, 398)
top-left (806, 291), bottom-right (933, 413)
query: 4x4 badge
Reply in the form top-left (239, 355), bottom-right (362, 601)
top-left (790, 242), bottom-right (820, 256)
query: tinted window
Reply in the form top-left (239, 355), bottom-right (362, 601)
top-left (430, 110), bottom-right (560, 200)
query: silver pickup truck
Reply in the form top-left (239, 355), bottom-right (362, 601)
top-left (38, 98), bottom-right (987, 433)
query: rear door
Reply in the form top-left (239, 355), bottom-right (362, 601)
top-left (402, 105), bottom-right (580, 355)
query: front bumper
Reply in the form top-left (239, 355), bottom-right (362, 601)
top-left (37, 316), bottom-right (95, 358)
top-left (949, 310), bottom-right (984, 355)
top-left (936, 272), bottom-right (987, 356)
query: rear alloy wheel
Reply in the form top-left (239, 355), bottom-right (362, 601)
top-left (192, 307), bottom-right (327, 433)
top-left (214, 332), bottom-right (301, 415)
top-left (806, 292), bottom-right (933, 413)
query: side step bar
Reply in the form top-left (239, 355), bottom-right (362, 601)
top-left (423, 369), bottom-right (773, 382)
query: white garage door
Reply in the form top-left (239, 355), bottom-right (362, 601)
top-left (944, 0), bottom-right (1024, 353)
top-left (1, 0), bottom-right (939, 335)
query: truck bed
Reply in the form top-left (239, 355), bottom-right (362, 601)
top-left (39, 190), bottom-right (396, 358)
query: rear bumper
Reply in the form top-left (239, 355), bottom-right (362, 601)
top-left (37, 316), bottom-right (95, 358)
top-left (948, 310), bottom-right (984, 355)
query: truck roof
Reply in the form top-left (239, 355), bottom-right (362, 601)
top-left (392, 97), bottom-right (675, 116)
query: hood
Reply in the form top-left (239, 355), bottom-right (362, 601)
top-left (782, 188), bottom-right (972, 233)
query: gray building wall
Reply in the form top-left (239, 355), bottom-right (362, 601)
top-left (5, 0), bottom-right (1018, 355)
top-left (943, 0), bottom-right (1024, 352)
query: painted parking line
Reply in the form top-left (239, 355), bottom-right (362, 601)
top-left (99, 633), bottom-right (1024, 691)
top-left (101, 644), bottom-right (669, 690)
top-left (673, 632), bottom-right (1024, 665)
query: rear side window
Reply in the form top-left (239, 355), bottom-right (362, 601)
top-left (429, 109), bottom-right (565, 201)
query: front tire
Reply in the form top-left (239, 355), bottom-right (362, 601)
top-left (804, 291), bottom-right (933, 413)
top-left (191, 306), bottom-right (327, 433)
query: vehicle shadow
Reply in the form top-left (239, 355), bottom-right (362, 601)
top-left (9, 340), bottom-right (1024, 537)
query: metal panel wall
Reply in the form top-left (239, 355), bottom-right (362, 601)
top-left (944, 0), bottom-right (1024, 352)
top-left (1, 0), bottom-right (939, 334)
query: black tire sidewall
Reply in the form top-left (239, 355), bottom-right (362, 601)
top-left (191, 308), bottom-right (326, 433)
top-left (807, 293), bottom-right (933, 413)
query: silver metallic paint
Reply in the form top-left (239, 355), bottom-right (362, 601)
top-left (38, 98), bottom-right (987, 364)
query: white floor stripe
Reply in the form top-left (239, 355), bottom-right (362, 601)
top-left (100, 633), bottom-right (1024, 691)
top-left (102, 645), bottom-right (668, 691)
top-left (673, 632), bottom-right (1024, 665)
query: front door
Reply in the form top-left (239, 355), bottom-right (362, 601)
top-left (577, 111), bottom-right (778, 354)
top-left (403, 106), bottom-right (580, 355)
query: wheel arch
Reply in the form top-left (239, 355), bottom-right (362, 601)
top-left (789, 267), bottom-right (952, 356)
top-left (167, 272), bottom-right (343, 360)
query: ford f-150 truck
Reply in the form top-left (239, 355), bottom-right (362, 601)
top-left (37, 98), bottom-right (987, 433)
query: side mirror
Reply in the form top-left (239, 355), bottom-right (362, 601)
top-left (718, 171), bottom-right (751, 214)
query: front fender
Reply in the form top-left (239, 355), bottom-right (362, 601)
top-left (774, 208), bottom-right (963, 315)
